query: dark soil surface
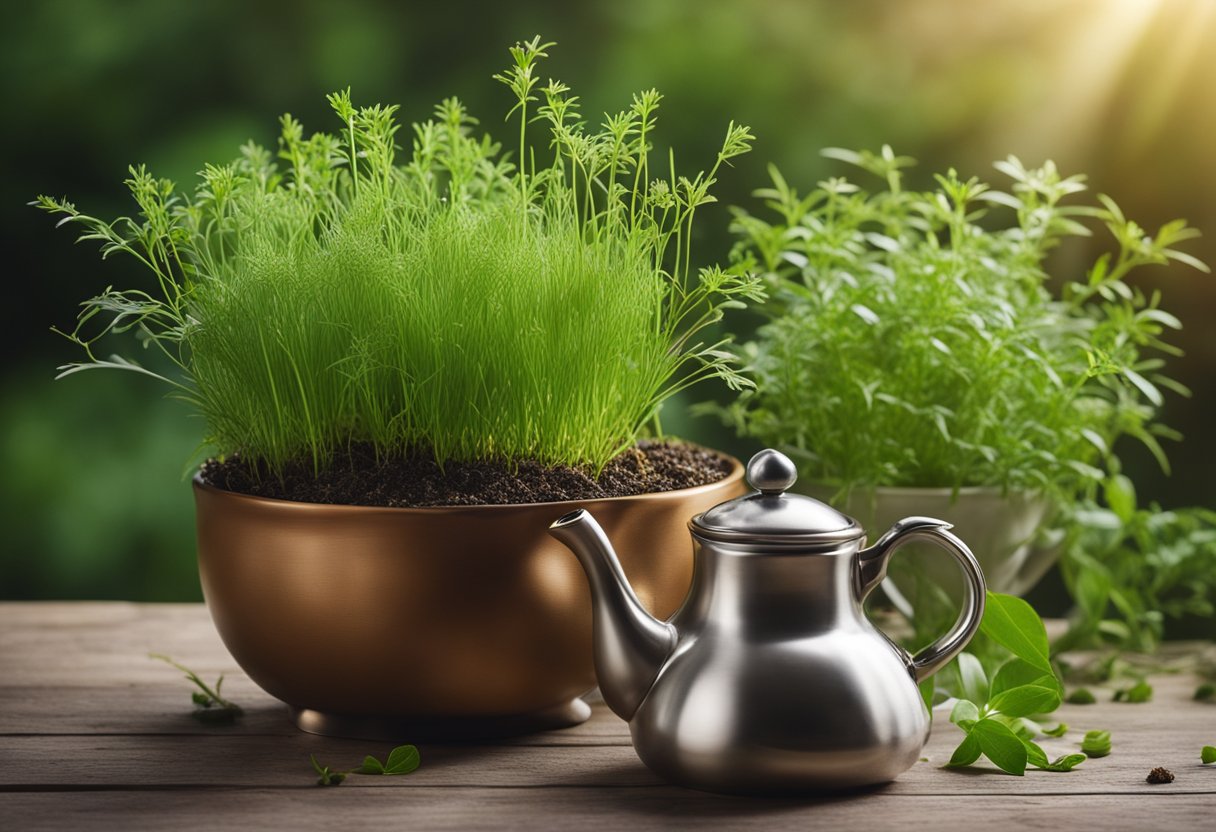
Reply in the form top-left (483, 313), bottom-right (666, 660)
top-left (200, 441), bottom-right (735, 507)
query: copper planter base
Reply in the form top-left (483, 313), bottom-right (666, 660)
top-left (290, 697), bottom-right (593, 742)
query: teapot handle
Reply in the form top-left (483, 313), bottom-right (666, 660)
top-left (857, 517), bottom-right (986, 682)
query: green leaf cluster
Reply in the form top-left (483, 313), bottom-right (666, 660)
top-left (943, 594), bottom-right (1082, 775)
top-left (37, 37), bottom-right (760, 474)
top-left (1057, 482), bottom-right (1216, 653)
top-left (714, 149), bottom-right (1206, 495)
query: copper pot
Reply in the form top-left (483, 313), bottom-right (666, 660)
top-left (194, 450), bottom-right (744, 739)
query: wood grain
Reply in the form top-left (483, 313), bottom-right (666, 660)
top-left (0, 603), bottom-right (1212, 830)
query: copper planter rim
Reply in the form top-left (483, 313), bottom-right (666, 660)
top-left (192, 445), bottom-right (745, 514)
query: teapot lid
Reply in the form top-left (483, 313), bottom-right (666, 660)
top-left (692, 449), bottom-right (863, 545)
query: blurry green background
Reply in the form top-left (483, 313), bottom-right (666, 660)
top-left (2, 0), bottom-right (1213, 602)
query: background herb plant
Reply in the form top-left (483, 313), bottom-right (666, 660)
top-left (715, 148), bottom-right (1206, 496)
top-left (37, 37), bottom-right (759, 476)
top-left (1054, 478), bottom-right (1216, 653)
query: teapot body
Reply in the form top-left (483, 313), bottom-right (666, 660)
top-left (549, 449), bottom-right (986, 795)
top-left (628, 537), bottom-right (930, 794)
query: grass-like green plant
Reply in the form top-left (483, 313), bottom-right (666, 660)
top-left (714, 146), bottom-right (1206, 496)
top-left (36, 37), bottom-right (759, 475)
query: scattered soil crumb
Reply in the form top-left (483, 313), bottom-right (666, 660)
top-left (1145, 767), bottom-right (1175, 784)
top-left (201, 440), bottom-right (734, 507)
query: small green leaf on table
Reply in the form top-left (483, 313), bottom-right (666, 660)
top-left (1041, 723), bottom-right (1068, 737)
top-left (360, 744), bottom-right (421, 776)
top-left (946, 732), bottom-right (982, 768)
top-left (1112, 680), bottom-right (1152, 703)
top-left (1193, 683), bottom-right (1214, 702)
top-left (314, 743), bottom-right (421, 785)
top-left (1066, 688), bottom-right (1097, 705)
top-left (1201, 746), bottom-right (1216, 765)
top-left (149, 653), bottom-right (243, 723)
top-left (1025, 741), bottom-right (1086, 772)
top-left (1081, 729), bottom-right (1111, 758)
top-left (311, 755), bottom-right (347, 787)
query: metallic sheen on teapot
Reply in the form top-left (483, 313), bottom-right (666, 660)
top-left (550, 449), bottom-right (986, 794)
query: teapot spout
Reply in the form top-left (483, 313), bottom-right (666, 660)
top-left (549, 509), bottom-right (677, 720)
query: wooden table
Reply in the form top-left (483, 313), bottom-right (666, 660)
top-left (1, 603), bottom-right (1212, 829)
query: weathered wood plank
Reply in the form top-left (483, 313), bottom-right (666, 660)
top-left (1, 790), bottom-right (1213, 832)
top-left (1, 720), bottom-right (1213, 794)
top-left (0, 686), bottom-right (631, 743)
top-left (0, 602), bottom-right (629, 743)
top-left (1, 598), bottom-right (1213, 832)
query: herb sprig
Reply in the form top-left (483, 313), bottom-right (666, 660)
top-left (942, 593), bottom-right (1086, 775)
top-left (715, 149), bottom-right (1206, 496)
top-left (150, 653), bottom-right (243, 723)
top-left (311, 745), bottom-right (421, 787)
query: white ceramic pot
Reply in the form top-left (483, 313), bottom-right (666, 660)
top-left (802, 485), bottom-right (1062, 603)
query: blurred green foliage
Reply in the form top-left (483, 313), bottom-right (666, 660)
top-left (2, 0), bottom-right (1215, 601)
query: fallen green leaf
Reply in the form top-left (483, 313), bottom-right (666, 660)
top-left (150, 653), bottom-right (243, 723)
top-left (384, 744), bottom-right (421, 775)
top-left (1081, 729), bottom-right (1111, 758)
top-left (1201, 746), bottom-right (1216, 765)
top-left (311, 755), bottom-right (347, 787)
top-left (358, 744), bottom-right (421, 776)
top-left (1066, 688), bottom-right (1097, 705)
top-left (1113, 680), bottom-right (1152, 703)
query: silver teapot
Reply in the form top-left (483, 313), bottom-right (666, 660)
top-left (549, 449), bottom-right (985, 794)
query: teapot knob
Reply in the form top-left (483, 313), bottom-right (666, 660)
top-left (746, 449), bottom-right (798, 495)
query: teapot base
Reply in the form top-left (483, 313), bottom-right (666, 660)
top-left (290, 697), bottom-right (592, 741)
